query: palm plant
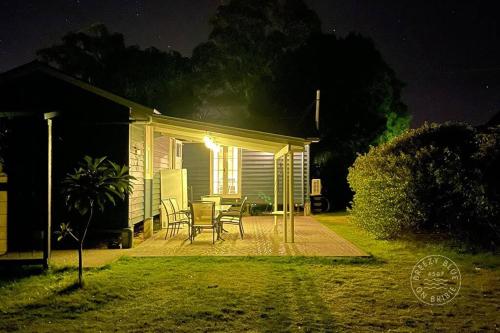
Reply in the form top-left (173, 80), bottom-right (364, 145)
top-left (57, 156), bottom-right (134, 286)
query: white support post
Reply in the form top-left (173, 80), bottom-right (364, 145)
top-left (301, 151), bottom-right (304, 209)
top-left (45, 118), bottom-right (52, 268)
top-left (43, 112), bottom-right (59, 268)
top-left (144, 125), bottom-right (154, 239)
top-left (289, 152), bottom-right (294, 243)
top-left (304, 144), bottom-right (311, 216)
top-left (282, 153), bottom-right (288, 243)
top-left (273, 156), bottom-right (278, 227)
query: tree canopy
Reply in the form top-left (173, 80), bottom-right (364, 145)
top-left (37, 23), bottom-right (194, 115)
top-left (37, 1), bottom-right (410, 209)
top-left (189, 0), bottom-right (321, 123)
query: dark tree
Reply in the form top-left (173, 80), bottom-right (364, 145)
top-left (37, 24), bottom-right (194, 115)
top-left (190, 0), bottom-right (321, 123)
top-left (252, 32), bottom-right (409, 209)
top-left (190, 2), bottom-right (408, 210)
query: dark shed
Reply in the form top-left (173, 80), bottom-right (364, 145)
top-left (0, 62), bottom-right (134, 252)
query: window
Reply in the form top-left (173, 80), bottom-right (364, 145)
top-left (176, 141), bottom-right (183, 158)
top-left (211, 146), bottom-right (241, 197)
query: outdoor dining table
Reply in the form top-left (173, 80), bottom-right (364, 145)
top-left (216, 204), bottom-right (233, 215)
top-left (182, 204), bottom-right (232, 241)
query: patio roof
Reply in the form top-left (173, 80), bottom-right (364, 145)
top-left (148, 114), bottom-right (311, 153)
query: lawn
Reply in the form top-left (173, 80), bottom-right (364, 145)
top-left (0, 213), bottom-right (498, 332)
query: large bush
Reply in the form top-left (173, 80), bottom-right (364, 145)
top-left (348, 123), bottom-right (500, 248)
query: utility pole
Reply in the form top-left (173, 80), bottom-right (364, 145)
top-left (315, 90), bottom-right (320, 131)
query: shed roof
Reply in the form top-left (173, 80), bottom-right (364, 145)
top-left (0, 61), bottom-right (154, 117)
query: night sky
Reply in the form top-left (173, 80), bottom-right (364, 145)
top-left (0, 0), bottom-right (499, 127)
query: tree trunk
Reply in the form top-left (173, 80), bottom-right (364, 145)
top-left (78, 241), bottom-right (83, 286)
top-left (77, 202), bottom-right (93, 287)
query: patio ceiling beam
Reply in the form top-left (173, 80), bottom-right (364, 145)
top-left (155, 123), bottom-right (281, 150)
top-left (212, 137), bottom-right (282, 153)
top-left (153, 123), bottom-right (290, 153)
top-left (154, 126), bottom-right (207, 143)
top-left (156, 129), bottom-right (280, 153)
top-left (151, 114), bottom-right (310, 148)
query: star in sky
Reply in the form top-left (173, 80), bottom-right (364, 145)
top-left (135, 0), bottom-right (142, 17)
top-left (0, 0), bottom-right (498, 126)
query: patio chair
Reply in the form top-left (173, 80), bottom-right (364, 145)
top-left (189, 201), bottom-right (218, 244)
top-left (169, 198), bottom-right (190, 223)
top-left (219, 197), bottom-right (247, 239)
top-left (226, 197), bottom-right (246, 213)
top-left (200, 195), bottom-right (222, 207)
top-left (160, 199), bottom-right (182, 239)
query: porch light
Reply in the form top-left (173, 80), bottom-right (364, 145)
top-left (203, 135), bottom-right (220, 153)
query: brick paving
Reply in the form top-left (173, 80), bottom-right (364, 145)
top-left (0, 216), bottom-right (367, 267)
top-left (130, 216), bottom-right (368, 257)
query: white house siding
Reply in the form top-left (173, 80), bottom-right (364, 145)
top-left (244, 150), bottom-right (308, 205)
top-left (183, 143), bottom-right (210, 201)
top-left (241, 150), bottom-right (274, 204)
top-left (129, 124), bottom-right (145, 225)
top-left (183, 143), bottom-right (309, 205)
top-left (152, 134), bottom-right (170, 216)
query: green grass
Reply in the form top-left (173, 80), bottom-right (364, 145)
top-left (0, 213), bottom-right (498, 332)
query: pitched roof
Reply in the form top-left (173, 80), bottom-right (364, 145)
top-left (0, 61), bottom-right (157, 118)
top-left (1, 61), bottom-right (313, 150)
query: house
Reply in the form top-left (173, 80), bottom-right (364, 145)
top-left (0, 62), bottom-right (313, 259)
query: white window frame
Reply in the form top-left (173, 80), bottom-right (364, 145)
top-left (210, 146), bottom-right (242, 198)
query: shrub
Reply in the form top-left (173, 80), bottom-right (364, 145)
top-left (347, 122), bottom-right (500, 248)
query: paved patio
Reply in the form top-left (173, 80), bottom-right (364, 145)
top-left (130, 216), bottom-right (367, 257)
top-left (0, 216), bottom-right (367, 267)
